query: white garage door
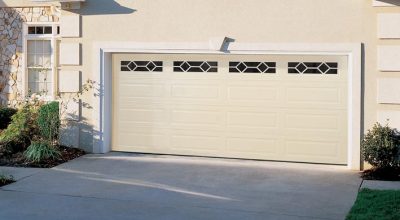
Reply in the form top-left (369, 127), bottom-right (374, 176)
top-left (112, 53), bottom-right (348, 165)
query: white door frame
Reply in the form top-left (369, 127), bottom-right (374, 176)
top-left (92, 41), bottom-right (362, 170)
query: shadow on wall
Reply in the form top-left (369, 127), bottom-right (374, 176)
top-left (75, 0), bottom-right (135, 15)
top-left (376, 0), bottom-right (400, 6)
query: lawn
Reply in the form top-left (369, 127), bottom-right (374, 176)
top-left (347, 188), bottom-right (400, 220)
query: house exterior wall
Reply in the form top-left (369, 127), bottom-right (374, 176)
top-left (0, 0), bottom-right (399, 166)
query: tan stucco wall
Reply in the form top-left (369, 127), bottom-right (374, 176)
top-left (66, 0), bottom-right (380, 152)
top-left (2, 0), bottom-right (400, 157)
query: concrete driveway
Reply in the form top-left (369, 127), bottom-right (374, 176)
top-left (0, 153), bottom-right (361, 220)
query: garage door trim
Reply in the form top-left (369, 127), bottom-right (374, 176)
top-left (92, 41), bottom-right (362, 170)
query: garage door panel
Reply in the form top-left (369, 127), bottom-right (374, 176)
top-left (227, 112), bottom-right (278, 128)
top-left (118, 109), bottom-right (168, 124)
top-left (227, 86), bottom-right (279, 101)
top-left (227, 138), bottom-right (278, 154)
top-left (170, 135), bottom-right (223, 152)
top-left (171, 110), bottom-right (221, 125)
top-left (171, 85), bottom-right (220, 99)
top-left (119, 84), bottom-right (166, 98)
top-left (113, 54), bottom-right (348, 165)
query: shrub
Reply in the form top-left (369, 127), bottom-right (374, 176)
top-left (362, 123), bottom-right (400, 169)
top-left (0, 106), bottom-right (37, 154)
top-left (24, 141), bottom-right (61, 162)
top-left (0, 174), bottom-right (14, 186)
top-left (0, 107), bottom-right (17, 130)
top-left (37, 102), bottom-right (60, 141)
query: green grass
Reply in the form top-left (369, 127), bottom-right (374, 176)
top-left (347, 188), bottom-right (400, 220)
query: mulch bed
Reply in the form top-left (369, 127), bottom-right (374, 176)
top-left (362, 167), bottom-right (400, 181)
top-left (0, 146), bottom-right (86, 168)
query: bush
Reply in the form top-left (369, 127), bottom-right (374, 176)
top-left (24, 141), bottom-right (61, 162)
top-left (362, 123), bottom-right (400, 169)
top-left (0, 174), bottom-right (14, 186)
top-left (0, 107), bottom-right (17, 130)
top-left (37, 102), bottom-right (60, 141)
top-left (0, 106), bottom-right (37, 154)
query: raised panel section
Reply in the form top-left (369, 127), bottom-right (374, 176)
top-left (60, 43), bottom-right (80, 65)
top-left (378, 13), bottom-right (400, 39)
top-left (171, 110), bottom-right (220, 125)
top-left (60, 14), bottom-right (80, 37)
top-left (285, 114), bottom-right (339, 130)
top-left (377, 78), bottom-right (400, 104)
top-left (171, 86), bottom-right (219, 99)
top-left (228, 87), bottom-right (278, 101)
top-left (227, 112), bottom-right (277, 128)
top-left (378, 46), bottom-right (400, 71)
top-left (58, 70), bottom-right (80, 93)
top-left (227, 138), bottom-right (278, 153)
top-left (286, 88), bottom-right (340, 104)
top-left (285, 140), bottom-right (339, 158)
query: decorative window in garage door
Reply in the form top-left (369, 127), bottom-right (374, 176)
top-left (174, 61), bottom-right (218, 72)
top-left (121, 61), bottom-right (163, 72)
top-left (288, 62), bottom-right (338, 74)
top-left (229, 62), bottom-right (276, 73)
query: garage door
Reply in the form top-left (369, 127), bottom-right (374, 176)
top-left (112, 54), bottom-right (348, 165)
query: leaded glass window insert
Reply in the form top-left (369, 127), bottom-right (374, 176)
top-left (173, 61), bottom-right (218, 72)
top-left (121, 61), bottom-right (163, 72)
top-left (229, 62), bottom-right (276, 73)
top-left (288, 62), bottom-right (338, 74)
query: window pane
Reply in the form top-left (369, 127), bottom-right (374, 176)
top-left (35, 54), bottom-right (43, 67)
top-left (27, 54), bottom-right (36, 67)
top-left (36, 26), bottom-right (44, 34)
top-left (42, 41), bottom-right (51, 54)
top-left (43, 54), bottom-right (51, 67)
top-left (28, 27), bottom-right (36, 34)
top-left (44, 26), bottom-right (52, 34)
top-left (28, 69), bottom-right (40, 82)
top-left (28, 82), bottom-right (38, 94)
top-left (27, 41), bottom-right (35, 54)
top-left (28, 69), bottom-right (52, 95)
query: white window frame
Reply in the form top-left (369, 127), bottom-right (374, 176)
top-left (23, 22), bottom-right (60, 100)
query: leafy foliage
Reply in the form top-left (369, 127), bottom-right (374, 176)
top-left (0, 106), bottom-right (37, 154)
top-left (0, 107), bottom-right (17, 130)
top-left (362, 123), bottom-right (400, 169)
top-left (0, 174), bottom-right (14, 186)
top-left (24, 141), bottom-right (61, 163)
top-left (37, 102), bottom-right (60, 141)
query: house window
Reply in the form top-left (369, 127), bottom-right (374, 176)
top-left (27, 40), bottom-right (53, 94)
top-left (25, 23), bottom-right (59, 97)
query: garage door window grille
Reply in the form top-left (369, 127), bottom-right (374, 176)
top-left (229, 62), bottom-right (276, 74)
top-left (121, 61), bottom-right (163, 72)
top-left (173, 61), bottom-right (218, 72)
top-left (288, 62), bottom-right (338, 74)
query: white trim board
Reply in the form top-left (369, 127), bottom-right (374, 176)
top-left (92, 41), bottom-right (362, 170)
